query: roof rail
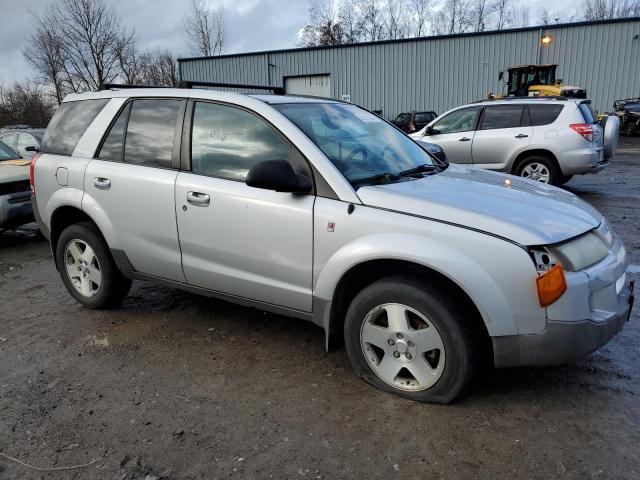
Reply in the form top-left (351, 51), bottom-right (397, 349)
top-left (179, 80), bottom-right (285, 95)
top-left (99, 81), bottom-right (286, 95)
top-left (473, 95), bottom-right (569, 103)
top-left (99, 83), bottom-right (169, 90)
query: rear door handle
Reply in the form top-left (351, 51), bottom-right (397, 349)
top-left (459, 137), bottom-right (472, 142)
top-left (515, 134), bottom-right (529, 139)
top-left (187, 191), bottom-right (210, 206)
top-left (93, 177), bottom-right (111, 190)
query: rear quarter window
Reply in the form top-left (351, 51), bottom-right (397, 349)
top-left (528, 104), bottom-right (564, 126)
top-left (578, 103), bottom-right (597, 124)
top-left (41, 99), bottom-right (109, 155)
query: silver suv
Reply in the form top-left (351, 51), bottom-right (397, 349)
top-left (31, 87), bottom-right (634, 403)
top-left (409, 98), bottom-right (619, 186)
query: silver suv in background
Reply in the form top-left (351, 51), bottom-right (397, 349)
top-left (31, 87), bottom-right (633, 403)
top-left (410, 98), bottom-right (619, 186)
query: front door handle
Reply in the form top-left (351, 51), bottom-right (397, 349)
top-left (459, 137), bottom-right (472, 142)
top-left (187, 191), bottom-right (210, 206)
top-left (93, 177), bottom-right (111, 190)
top-left (515, 134), bottom-right (529, 139)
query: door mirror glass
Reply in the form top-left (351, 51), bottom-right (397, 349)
top-left (246, 159), bottom-right (312, 194)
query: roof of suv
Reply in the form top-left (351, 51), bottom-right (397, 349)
top-left (63, 88), bottom-right (338, 105)
top-left (472, 97), bottom-right (578, 106)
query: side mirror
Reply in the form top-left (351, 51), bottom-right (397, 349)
top-left (246, 159), bottom-right (312, 194)
top-left (25, 145), bottom-right (39, 152)
top-left (426, 126), bottom-right (436, 135)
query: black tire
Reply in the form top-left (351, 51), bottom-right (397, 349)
top-left (344, 277), bottom-right (479, 404)
top-left (55, 221), bottom-right (131, 309)
top-left (514, 154), bottom-right (561, 186)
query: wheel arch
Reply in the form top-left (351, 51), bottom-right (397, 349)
top-left (323, 258), bottom-right (492, 362)
top-left (510, 148), bottom-right (561, 175)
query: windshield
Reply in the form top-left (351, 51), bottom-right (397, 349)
top-left (0, 140), bottom-right (21, 160)
top-left (274, 103), bottom-right (438, 186)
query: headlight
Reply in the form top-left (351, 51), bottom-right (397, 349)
top-left (546, 232), bottom-right (609, 271)
top-left (594, 217), bottom-right (614, 248)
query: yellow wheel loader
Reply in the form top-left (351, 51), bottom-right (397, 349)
top-left (495, 64), bottom-right (587, 99)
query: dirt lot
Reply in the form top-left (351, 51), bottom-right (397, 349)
top-left (1, 139), bottom-right (639, 480)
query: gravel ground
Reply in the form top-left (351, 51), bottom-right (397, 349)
top-left (1, 138), bottom-right (639, 479)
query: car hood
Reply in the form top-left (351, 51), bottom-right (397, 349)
top-left (356, 164), bottom-right (602, 246)
top-left (0, 163), bottom-right (29, 183)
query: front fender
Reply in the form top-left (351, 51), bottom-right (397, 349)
top-left (313, 222), bottom-right (546, 337)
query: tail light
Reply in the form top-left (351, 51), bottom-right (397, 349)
top-left (569, 123), bottom-right (593, 142)
top-left (29, 153), bottom-right (41, 195)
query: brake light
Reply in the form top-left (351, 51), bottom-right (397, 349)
top-left (569, 123), bottom-right (593, 142)
top-left (536, 264), bottom-right (567, 306)
top-left (29, 153), bottom-right (41, 195)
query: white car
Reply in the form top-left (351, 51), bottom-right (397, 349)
top-left (31, 86), bottom-right (633, 403)
top-left (410, 98), bottom-right (619, 186)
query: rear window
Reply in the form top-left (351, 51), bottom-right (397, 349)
top-left (479, 105), bottom-right (525, 130)
top-left (578, 102), bottom-right (597, 124)
top-left (528, 104), bottom-right (564, 126)
top-left (41, 99), bottom-right (109, 155)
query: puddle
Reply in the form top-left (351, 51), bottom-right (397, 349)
top-left (83, 320), bottom-right (153, 347)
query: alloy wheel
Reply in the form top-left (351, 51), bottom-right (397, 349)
top-left (64, 239), bottom-right (102, 298)
top-left (360, 303), bottom-right (445, 391)
top-left (520, 162), bottom-right (551, 183)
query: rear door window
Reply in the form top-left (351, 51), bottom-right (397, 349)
top-left (479, 105), bottom-right (525, 130)
top-left (18, 133), bottom-right (39, 150)
top-left (41, 99), bottom-right (109, 155)
top-left (123, 99), bottom-right (181, 168)
top-left (528, 104), bottom-right (564, 126)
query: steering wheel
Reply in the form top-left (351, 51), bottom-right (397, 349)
top-left (335, 147), bottom-right (367, 177)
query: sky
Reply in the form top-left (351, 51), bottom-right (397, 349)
top-left (0, 0), bottom-right (575, 86)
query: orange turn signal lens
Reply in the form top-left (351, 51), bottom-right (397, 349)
top-left (536, 264), bottom-right (567, 306)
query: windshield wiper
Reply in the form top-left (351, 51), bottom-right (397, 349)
top-left (398, 164), bottom-right (440, 176)
top-left (350, 172), bottom-right (402, 187)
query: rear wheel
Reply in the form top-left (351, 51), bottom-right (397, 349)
top-left (56, 222), bottom-right (131, 309)
top-left (515, 155), bottom-right (561, 186)
top-left (344, 277), bottom-right (478, 404)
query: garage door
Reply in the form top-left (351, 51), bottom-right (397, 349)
top-left (284, 75), bottom-right (331, 98)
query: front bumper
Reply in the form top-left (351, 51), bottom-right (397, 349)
top-left (0, 191), bottom-right (33, 229)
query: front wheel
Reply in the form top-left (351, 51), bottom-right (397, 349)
top-left (514, 155), bottom-right (560, 186)
top-left (344, 277), bottom-right (478, 404)
top-left (56, 222), bottom-right (131, 309)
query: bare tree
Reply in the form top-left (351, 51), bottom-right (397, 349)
top-left (49, 0), bottom-right (134, 91)
top-left (582, 0), bottom-right (640, 19)
top-left (359, 0), bottom-right (386, 40)
top-left (470, 0), bottom-right (491, 31)
top-left (432, 0), bottom-right (472, 34)
top-left (339, 0), bottom-right (365, 42)
top-left (184, 0), bottom-right (225, 56)
top-left (23, 12), bottom-right (67, 104)
top-left (511, 0), bottom-right (530, 27)
top-left (300, 0), bottom-right (344, 46)
top-left (117, 41), bottom-right (142, 85)
top-left (0, 82), bottom-right (55, 128)
top-left (491, 0), bottom-right (513, 29)
top-left (140, 50), bottom-right (179, 86)
top-left (408, 0), bottom-right (432, 36)
top-left (385, 0), bottom-right (411, 39)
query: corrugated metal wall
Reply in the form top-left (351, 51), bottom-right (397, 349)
top-left (179, 19), bottom-right (640, 119)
